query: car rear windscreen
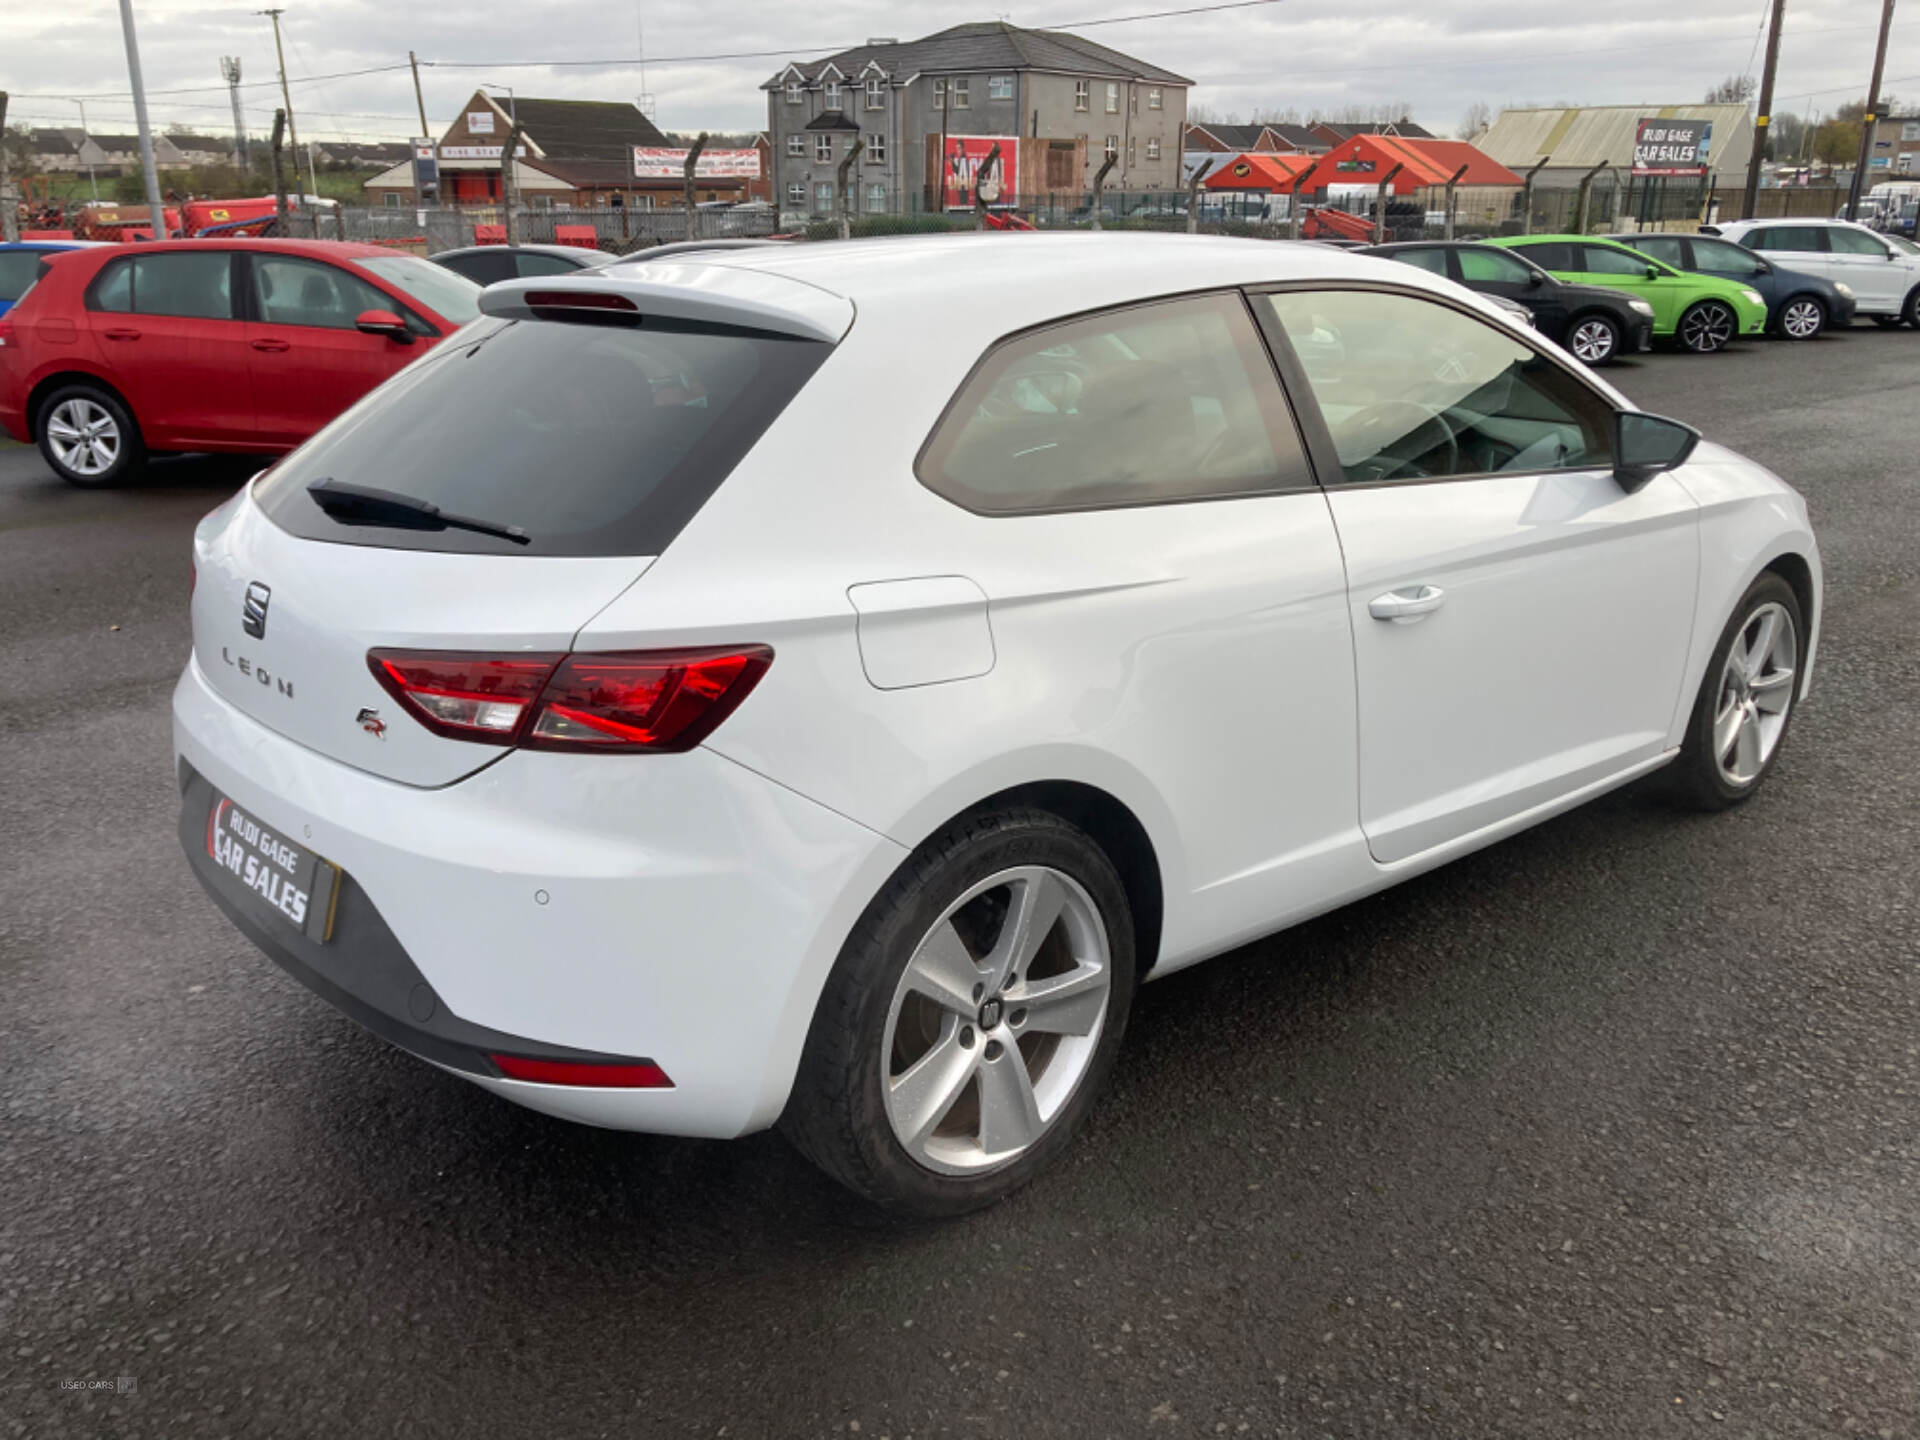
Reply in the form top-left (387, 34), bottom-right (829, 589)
top-left (253, 316), bottom-right (830, 556)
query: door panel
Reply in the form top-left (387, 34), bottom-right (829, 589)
top-left (1825, 227), bottom-right (1906, 309)
top-left (86, 251), bottom-right (255, 446)
top-left (1326, 471), bottom-right (1697, 862)
top-left (1260, 284), bottom-right (1700, 864)
top-left (244, 254), bottom-right (418, 446)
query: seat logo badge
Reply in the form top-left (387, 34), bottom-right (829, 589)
top-left (356, 707), bottom-right (387, 739)
top-left (241, 581), bottom-right (271, 639)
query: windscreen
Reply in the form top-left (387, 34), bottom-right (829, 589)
top-left (358, 254), bottom-right (484, 325)
top-left (254, 316), bottom-right (830, 556)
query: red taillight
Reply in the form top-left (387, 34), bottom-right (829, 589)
top-left (366, 645), bottom-right (771, 753)
top-left (522, 290), bottom-right (636, 312)
top-left (488, 1054), bottom-right (673, 1088)
top-left (0, 319), bottom-right (15, 348)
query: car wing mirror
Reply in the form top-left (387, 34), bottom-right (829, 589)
top-left (354, 308), bottom-right (413, 343)
top-left (1645, 264), bottom-right (1661, 279)
top-left (1613, 411), bottom-right (1700, 493)
top-left (1527, 270), bottom-right (1544, 286)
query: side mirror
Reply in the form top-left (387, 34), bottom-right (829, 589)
top-left (354, 309), bottom-right (413, 343)
top-left (1613, 411), bottom-right (1700, 492)
top-left (1527, 270), bottom-right (1545, 287)
top-left (1645, 264), bottom-right (1661, 279)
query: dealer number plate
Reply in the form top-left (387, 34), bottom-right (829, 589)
top-left (204, 792), bottom-right (340, 943)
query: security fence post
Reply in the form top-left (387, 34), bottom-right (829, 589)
top-left (1186, 158), bottom-right (1213, 234)
top-left (1089, 153), bottom-right (1116, 231)
top-left (1442, 162), bottom-right (1468, 239)
top-left (1373, 163), bottom-right (1404, 243)
top-left (1520, 155), bottom-right (1550, 235)
top-left (1574, 160), bottom-right (1609, 234)
top-left (682, 132), bottom-right (708, 242)
top-left (838, 138), bottom-right (864, 240)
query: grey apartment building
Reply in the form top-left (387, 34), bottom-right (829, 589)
top-left (764, 21), bottom-right (1191, 219)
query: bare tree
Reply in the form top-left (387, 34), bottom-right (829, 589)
top-left (1704, 74), bottom-right (1757, 105)
top-left (1458, 102), bottom-right (1492, 140)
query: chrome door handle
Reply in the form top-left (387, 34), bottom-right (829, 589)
top-left (1368, 585), bottom-right (1446, 623)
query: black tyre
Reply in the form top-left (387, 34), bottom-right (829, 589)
top-left (1678, 300), bottom-right (1736, 354)
top-left (1666, 572), bottom-right (1804, 811)
top-left (1777, 294), bottom-right (1826, 341)
top-left (783, 808), bottom-right (1136, 1218)
top-left (1904, 286), bottom-right (1920, 328)
top-left (1565, 312), bottom-right (1621, 365)
top-left (35, 383), bottom-right (146, 488)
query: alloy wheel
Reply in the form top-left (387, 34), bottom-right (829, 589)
top-left (1568, 318), bottom-right (1617, 364)
top-left (1780, 298), bottom-right (1824, 340)
top-left (882, 865), bottom-right (1112, 1175)
top-left (45, 399), bottom-right (121, 478)
top-left (1712, 600), bottom-right (1797, 786)
top-left (1682, 302), bottom-right (1735, 353)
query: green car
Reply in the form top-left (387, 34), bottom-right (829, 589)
top-left (1485, 234), bottom-right (1769, 354)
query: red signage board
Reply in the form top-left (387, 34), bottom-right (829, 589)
top-left (942, 136), bottom-right (1019, 209)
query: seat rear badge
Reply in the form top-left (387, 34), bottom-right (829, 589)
top-left (356, 708), bottom-right (387, 739)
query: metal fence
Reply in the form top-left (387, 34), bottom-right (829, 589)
top-left (309, 173), bottom-right (1834, 257)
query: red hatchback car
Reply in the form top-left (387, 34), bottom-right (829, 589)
top-left (0, 239), bottom-right (481, 486)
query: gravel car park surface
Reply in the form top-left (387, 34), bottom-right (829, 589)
top-left (3, 327), bottom-right (1918, 1438)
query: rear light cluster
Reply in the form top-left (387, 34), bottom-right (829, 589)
top-left (0, 319), bottom-right (15, 348)
top-left (367, 646), bottom-right (772, 753)
top-left (488, 1054), bottom-right (673, 1088)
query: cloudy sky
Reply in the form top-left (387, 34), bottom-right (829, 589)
top-left (2, 0), bottom-right (1914, 144)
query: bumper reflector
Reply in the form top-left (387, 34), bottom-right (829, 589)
top-left (487, 1054), bottom-right (673, 1088)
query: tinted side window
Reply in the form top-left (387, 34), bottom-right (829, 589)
top-left (253, 256), bottom-right (394, 330)
top-left (132, 252), bottom-right (234, 319)
top-left (1830, 227), bottom-right (1891, 256)
top-left (1263, 289), bottom-right (1613, 485)
top-left (1688, 238), bottom-right (1765, 275)
top-left (514, 251), bottom-right (586, 278)
top-left (1457, 247), bottom-right (1536, 284)
top-left (87, 253), bottom-right (232, 318)
top-left (1579, 245), bottom-right (1653, 276)
top-left (1627, 235), bottom-right (1688, 267)
top-left (0, 250), bottom-right (44, 303)
top-left (439, 250), bottom-right (513, 285)
top-left (1389, 249), bottom-right (1450, 276)
top-left (1754, 227), bottom-right (1825, 252)
top-left (90, 258), bottom-right (135, 313)
top-left (1513, 242), bottom-right (1574, 271)
top-left (919, 292), bottom-right (1311, 514)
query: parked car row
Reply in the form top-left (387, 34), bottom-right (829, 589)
top-left (1364, 218), bottom-right (1918, 363)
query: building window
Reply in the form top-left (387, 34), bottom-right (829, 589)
top-left (1146, 137), bottom-right (1161, 160)
top-left (383, 192), bottom-right (400, 209)
top-left (787, 133), bottom-right (805, 156)
top-left (815, 134), bottom-right (834, 162)
top-left (815, 181), bottom-right (835, 212)
top-left (865, 77), bottom-right (886, 110)
top-left (1105, 135), bottom-right (1119, 160)
top-left (787, 181), bottom-right (805, 205)
top-left (785, 81), bottom-right (803, 105)
top-left (824, 81), bottom-right (842, 112)
top-left (933, 78), bottom-right (946, 110)
top-left (1105, 83), bottom-right (1119, 114)
top-left (1075, 80), bottom-right (1090, 112)
top-left (867, 182), bottom-right (887, 213)
top-left (867, 132), bottom-right (887, 164)
top-left (989, 75), bottom-right (1014, 101)
top-left (952, 78), bottom-right (970, 109)
top-left (1149, 87), bottom-right (1163, 110)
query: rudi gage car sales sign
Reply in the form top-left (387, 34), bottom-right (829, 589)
top-left (1633, 118), bottom-right (1712, 176)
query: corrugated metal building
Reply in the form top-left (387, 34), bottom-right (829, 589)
top-left (1478, 103), bottom-right (1754, 188)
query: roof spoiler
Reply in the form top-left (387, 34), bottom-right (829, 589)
top-left (478, 264), bottom-right (853, 343)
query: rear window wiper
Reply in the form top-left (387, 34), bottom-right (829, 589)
top-left (305, 479), bottom-right (530, 546)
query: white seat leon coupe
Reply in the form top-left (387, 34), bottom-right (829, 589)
top-left (176, 234), bottom-right (1820, 1215)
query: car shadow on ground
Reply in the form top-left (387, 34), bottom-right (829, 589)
top-left (273, 767), bottom-right (1734, 1279)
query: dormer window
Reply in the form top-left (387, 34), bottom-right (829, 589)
top-left (825, 81), bottom-right (842, 112)
top-left (865, 78), bottom-right (886, 110)
top-left (785, 80), bottom-right (803, 105)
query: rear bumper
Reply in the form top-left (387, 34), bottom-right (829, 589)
top-left (173, 655), bottom-right (906, 1138)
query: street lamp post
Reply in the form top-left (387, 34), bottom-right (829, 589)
top-left (114, 0), bottom-right (169, 238)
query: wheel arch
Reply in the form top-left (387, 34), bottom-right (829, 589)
top-left (953, 779), bottom-right (1165, 979)
top-left (24, 369), bottom-right (138, 445)
top-left (1761, 550), bottom-right (1818, 694)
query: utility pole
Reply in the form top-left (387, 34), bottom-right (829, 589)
top-left (222, 56), bottom-right (248, 171)
top-left (1742, 0), bottom-right (1787, 219)
top-left (115, 0), bottom-right (169, 239)
top-left (258, 11), bottom-right (315, 207)
top-left (499, 117), bottom-right (525, 244)
top-left (1847, 0), bottom-right (1897, 220)
top-left (0, 92), bottom-right (17, 243)
top-left (269, 109), bottom-right (289, 231)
